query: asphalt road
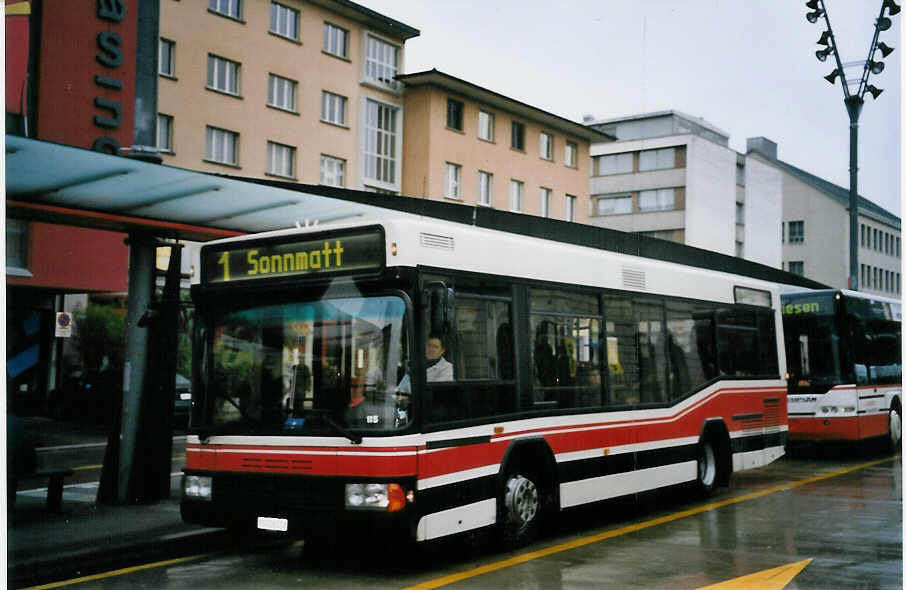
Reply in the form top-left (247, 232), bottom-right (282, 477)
top-left (24, 448), bottom-right (901, 590)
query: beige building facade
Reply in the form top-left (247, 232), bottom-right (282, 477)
top-left (398, 71), bottom-right (607, 223)
top-left (157, 0), bottom-right (419, 193)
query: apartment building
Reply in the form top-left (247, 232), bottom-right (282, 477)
top-left (747, 138), bottom-right (901, 295)
top-left (585, 111), bottom-right (782, 267)
top-left (398, 70), bottom-right (608, 223)
top-left (157, 0), bottom-right (419, 193)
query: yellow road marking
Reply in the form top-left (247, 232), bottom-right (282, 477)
top-left (22, 554), bottom-right (209, 589)
top-left (695, 558), bottom-right (813, 589)
top-left (403, 456), bottom-right (896, 590)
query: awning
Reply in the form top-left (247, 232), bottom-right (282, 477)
top-left (5, 135), bottom-right (405, 241)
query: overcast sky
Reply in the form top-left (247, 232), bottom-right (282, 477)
top-left (367, 0), bottom-right (901, 216)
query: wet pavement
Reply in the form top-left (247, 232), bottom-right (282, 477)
top-left (17, 450), bottom-right (900, 590)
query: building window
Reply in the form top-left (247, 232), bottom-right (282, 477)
top-left (898, 273), bottom-right (901, 294)
top-left (564, 194), bottom-right (576, 222)
top-left (320, 91), bottom-right (347, 126)
top-left (638, 188), bottom-right (675, 212)
top-left (897, 237), bottom-right (901, 258)
top-left (363, 99), bottom-right (398, 185)
top-left (885, 233), bottom-right (890, 255)
top-left (207, 54), bottom-right (240, 96)
top-left (539, 132), bottom-right (553, 160)
top-left (736, 163), bottom-right (745, 186)
top-left (323, 22), bottom-right (348, 58)
top-left (477, 171), bottom-right (493, 206)
top-left (736, 241), bottom-right (744, 258)
top-left (478, 110), bottom-right (494, 142)
top-left (6, 218), bottom-right (28, 270)
top-left (595, 153), bottom-right (633, 175)
top-left (266, 141), bottom-right (295, 178)
top-left (159, 38), bottom-right (175, 77)
top-left (564, 141), bottom-right (577, 168)
top-left (788, 261), bottom-right (804, 276)
top-left (270, 2), bottom-right (299, 41)
top-left (788, 220), bottom-right (804, 243)
top-left (320, 155), bottom-right (345, 187)
top-left (596, 195), bottom-right (632, 216)
top-left (364, 34), bottom-right (399, 90)
top-left (539, 187), bottom-right (552, 218)
top-left (735, 202), bottom-right (745, 225)
top-left (861, 224), bottom-right (866, 247)
top-left (874, 228), bottom-right (879, 250)
top-left (781, 222), bottom-right (785, 243)
top-left (268, 74), bottom-right (297, 112)
top-left (205, 126), bottom-right (238, 166)
top-left (156, 114), bottom-right (173, 153)
top-left (444, 163), bottom-right (462, 199)
top-left (209, 0), bottom-right (241, 19)
top-left (511, 121), bottom-right (525, 151)
top-left (509, 180), bottom-right (524, 212)
top-left (639, 147), bottom-right (675, 171)
top-left (446, 98), bottom-right (463, 131)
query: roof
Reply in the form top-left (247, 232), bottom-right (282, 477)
top-left (583, 109), bottom-right (730, 141)
top-left (7, 135), bottom-right (823, 290)
top-left (396, 69), bottom-right (614, 142)
top-left (748, 149), bottom-right (901, 229)
top-left (310, 0), bottom-right (419, 40)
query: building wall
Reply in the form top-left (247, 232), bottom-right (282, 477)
top-left (741, 155), bottom-right (782, 267)
top-left (684, 135), bottom-right (736, 256)
top-left (401, 86), bottom-right (590, 221)
top-left (857, 215), bottom-right (901, 295)
top-left (781, 172), bottom-right (848, 288)
top-left (158, 0), bottom-right (408, 191)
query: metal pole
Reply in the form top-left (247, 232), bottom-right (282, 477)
top-left (845, 96), bottom-right (863, 291)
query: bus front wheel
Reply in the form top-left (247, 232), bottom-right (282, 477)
top-left (888, 405), bottom-right (902, 450)
top-left (500, 472), bottom-right (540, 547)
top-left (696, 438), bottom-right (718, 495)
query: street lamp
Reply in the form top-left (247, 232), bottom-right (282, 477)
top-left (805, 0), bottom-right (898, 291)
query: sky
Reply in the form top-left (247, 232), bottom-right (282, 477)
top-left (366, 0), bottom-right (902, 216)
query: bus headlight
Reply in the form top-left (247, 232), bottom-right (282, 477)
top-left (820, 406), bottom-right (856, 415)
top-left (184, 475), bottom-right (213, 501)
top-left (345, 483), bottom-right (407, 512)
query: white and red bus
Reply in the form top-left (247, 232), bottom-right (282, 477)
top-left (181, 217), bottom-right (789, 545)
top-left (782, 289), bottom-right (901, 447)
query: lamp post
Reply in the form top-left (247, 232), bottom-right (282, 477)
top-left (806, 0), bottom-right (898, 291)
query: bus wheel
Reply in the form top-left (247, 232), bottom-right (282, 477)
top-left (696, 438), bottom-right (718, 495)
top-left (500, 472), bottom-right (540, 547)
top-left (888, 405), bottom-right (902, 451)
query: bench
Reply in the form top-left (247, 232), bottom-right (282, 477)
top-left (13, 468), bottom-right (75, 512)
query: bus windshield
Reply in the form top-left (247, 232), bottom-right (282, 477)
top-left (783, 296), bottom-right (842, 393)
top-left (200, 295), bottom-right (410, 437)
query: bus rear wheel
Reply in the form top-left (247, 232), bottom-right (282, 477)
top-left (888, 405), bottom-right (902, 451)
top-left (696, 438), bottom-right (718, 495)
top-left (500, 472), bottom-right (541, 548)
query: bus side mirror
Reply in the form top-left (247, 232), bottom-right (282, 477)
top-left (427, 282), bottom-right (456, 335)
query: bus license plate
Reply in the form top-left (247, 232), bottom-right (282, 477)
top-left (257, 516), bottom-right (288, 532)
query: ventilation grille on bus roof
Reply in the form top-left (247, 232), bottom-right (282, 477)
top-left (622, 267), bottom-right (646, 290)
top-left (420, 233), bottom-right (455, 250)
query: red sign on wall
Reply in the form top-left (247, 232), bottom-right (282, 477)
top-left (36, 0), bottom-right (138, 154)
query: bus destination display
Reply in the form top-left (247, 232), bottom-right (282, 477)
top-left (781, 295), bottom-right (832, 316)
top-left (202, 230), bottom-right (383, 284)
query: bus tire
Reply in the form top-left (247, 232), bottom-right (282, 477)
top-left (888, 402), bottom-right (902, 451)
top-left (499, 470), bottom-right (541, 548)
top-left (696, 437), bottom-right (718, 496)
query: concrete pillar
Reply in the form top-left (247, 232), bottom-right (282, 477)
top-left (117, 234), bottom-right (156, 503)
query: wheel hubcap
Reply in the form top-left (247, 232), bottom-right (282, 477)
top-left (505, 475), bottom-right (538, 527)
top-left (890, 410), bottom-right (902, 446)
top-left (699, 443), bottom-right (716, 487)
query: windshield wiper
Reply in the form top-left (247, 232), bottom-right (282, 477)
top-left (303, 408), bottom-right (362, 445)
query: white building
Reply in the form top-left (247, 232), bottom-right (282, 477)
top-left (747, 137), bottom-right (901, 295)
top-left (585, 111), bottom-right (782, 268)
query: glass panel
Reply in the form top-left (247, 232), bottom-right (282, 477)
top-left (205, 296), bottom-right (410, 434)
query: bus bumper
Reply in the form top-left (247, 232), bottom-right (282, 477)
top-left (788, 414), bottom-right (888, 441)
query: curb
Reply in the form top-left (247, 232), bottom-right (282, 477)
top-left (8, 528), bottom-right (228, 589)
